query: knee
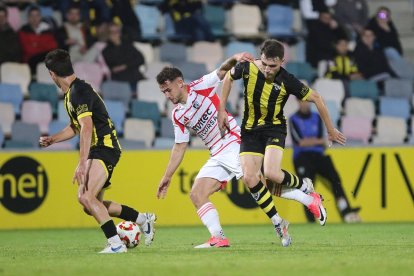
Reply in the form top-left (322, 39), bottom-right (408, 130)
top-left (242, 174), bottom-right (259, 188)
top-left (189, 190), bottom-right (201, 206)
top-left (263, 169), bottom-right (284, 183)
top-left (78, 193), bottom-right (92, 209)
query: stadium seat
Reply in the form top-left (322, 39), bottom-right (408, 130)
top-left (160, 117), bottom-right (175, 139)
top-left (229, 4), bottom-right (263, 39)
top-left (153, 137), bottom-right (175, 149)
top-left (21, 100), bottom-right (53, 134)
top-left (46, 120), bottom-right (78, 150)
top-left (133, 42), bottom-right (155, 64)
top-left (203, 4), bottom-right (229, 39)
top-left (288, 40), bottom-right (306, 63)
top-left (159, 42), bottom-right (187, 64)
top-left (343, 98), bottom-right (376, 120)
top-left (384, 79), bottom-right (413, 100)
top-left (0, 102), bottom-right (15, 136)
top-left (105, 100), bottom-right (126, 135)
top-left (130, 100), bottom-right (161, 133)
top-left (73, 62), bottom-right (104, 91)
top-left (266, 4), bottom-right (295, 40)
top-left (137, 80), bottom-right (167, 113)
top-left (312, 78), bottom-right (345, 111)
top-left (311, 100), bottom-right (340, 127)
top-left (57, 100), bottom-right (69, 123)
top-left (0, 62), bottom-right (31, 96)
top-left (410, 116), bottom-right (414, 144)
top-left (0, 83), bottom-right (24, 115)
top-left (7, 121), bottom-right (41, 148)
top-left (191, 41), bottom-right (223, 72)
top-left (29, 82), bottom-right (59, 115)
top-left (118, 138), bottom-right (147, 150)
top-left (123, 118), bottom-right (155, 148)
top-left (177, 61), bottom-right (208, 82)
top-left (349, 80), bottom-right (379, 101)
top-left (134, 4), bottom-right (162, 42)
top-left (225, 41), bottom-right (257, 59)
top-left (286, 62), bottom-right (317, 84)
top-left (144, 62), bottom-right (172, 79)
top-left (341, 116), bottom-right (372, 144)
top-left (36, 62), bottom-right (56, 85)
top-left (0, 127), bottom-right (4, 148)
top-left (379, 96), bottom-right (411, 120)
top-left (165, 101), bottom-right (176, 119)
top-left (101, 80), bottom-right (132, 111)
top-left (371, 116), bottom-right (407, 145)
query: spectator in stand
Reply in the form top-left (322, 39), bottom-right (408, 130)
top-left (306, 10), bottom-right (348, 68)
top-left (18, 5), bottom-right (58, 74)
top-left (300, 0), bottom-right (337, 29)
top-left (102, 23), bottom-right (145, 94)
top-left (159, 0), bottom-right (214, 42)
top-left (111, 0), bottom-right (141, 42)
top-left (353, 28), bottom-right (396, 82)
top-left (0, 6), bottom-right (21, 65)
top-left (56, 4), bottom-right (100, 63)
top-left (325, 38), bottom-right (362, 81)
top-left (333, 0), bottom-right (368, 37)
top-left (290, 100), bottom-right (362, 223)
top-left (367, 6), bottom-right (403, 56)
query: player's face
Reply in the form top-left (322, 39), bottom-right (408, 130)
top-left (159, 78), bottom-right (185, 104)
top-left (260, 54), bottom-right (283, 80)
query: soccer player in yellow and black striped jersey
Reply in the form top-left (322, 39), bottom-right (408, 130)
top-left (218, 39), bottom-right (347, 245)
top-left (40, 49), bottom-right (156, 253)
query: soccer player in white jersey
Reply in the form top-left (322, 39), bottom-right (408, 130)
top-left (156, 53), bottom-right (327, 248)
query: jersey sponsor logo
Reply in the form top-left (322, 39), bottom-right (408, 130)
top-left (193, 109), bottom-right (213, 132)
top-left (192, 101), bottom-right (200, 109)
top-left (198, 115), bottom-right (217, 137)
top-left (300, 86), bottom-right (310, 97)
top-left (272, 138), bottom-right (279, 143)
top-left (0, 157), bottom-right (48, 214)
top-left (273, 83), bottom-right (281, 90)
top-left (243, 74), bottom-right (249, 79)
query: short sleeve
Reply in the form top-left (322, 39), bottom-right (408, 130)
top-left (228, 62), bottom-right (246, 80)
top-left (190, 70), bottom-right (220, 92)
top-left (71, 89), bottom-right (93, 120)
top-left (285, 73), bottom-right (313, 101)
top-left (172, 109), bottom-right (190, 143)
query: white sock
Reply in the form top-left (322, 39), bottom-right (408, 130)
top-left (270, 213), bottom-right (282, 225)
top-left (136, 213), bottom-right (146, 225)
top-left (337, 197), bottom-right (349, 212)
top-left (108, 234), bottom-right (122, 245)
top-left (280, 187), bottom-right (313, 206)
top-left (197, 202), bottom-right (225, 239)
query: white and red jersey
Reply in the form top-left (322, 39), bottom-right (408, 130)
top-left (172, 70), bottom-right (241, 157)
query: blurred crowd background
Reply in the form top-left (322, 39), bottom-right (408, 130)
top-left (0, 0), bottom-right (413, 150)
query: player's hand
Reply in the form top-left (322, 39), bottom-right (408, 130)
top-left (157, 177), bottom-right (171, 199)
top-left (39, 136), bottom-right (53, 147)
top-left (217, 110), bottom-right (230, 138)
top-left (73, 160), bottom-right (88, 188)
top-left (328, 128), bottom-right (346, 147)
top-left (234, 52), bottom-right (254, 63)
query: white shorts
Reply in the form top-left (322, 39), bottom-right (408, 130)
top-left (196, 142), bottom-right (243, 183)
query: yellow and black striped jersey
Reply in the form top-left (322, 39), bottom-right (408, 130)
top-left (229, 61), bottom-right (313, 131)
top-left (325, 54), bottom-right (359, 80)
top-left (64, 78), bottom-right (121, 151)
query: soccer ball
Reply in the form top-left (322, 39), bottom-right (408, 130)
top-left (116, 221), bottom-right (141, 248)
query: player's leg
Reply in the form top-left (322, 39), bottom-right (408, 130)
top-left (101, 199), bottom-right (156, 246)
top-left (77, 159), bottom-right (126, 253)
top-left (318, 155), bottom-right (361, 223)
top-left (191, 177), bottom-right (230, 248)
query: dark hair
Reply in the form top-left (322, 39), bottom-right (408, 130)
top-left (156, 67), bottom-right (183, 85)
top-left (0, 6), bottom-right (8, 16)
top-left (44, 49), bottom-right (74, 77)
top-left (260, 39), bottom-right (284, 60)
top-left (27, 5), bottom-right (40, 15)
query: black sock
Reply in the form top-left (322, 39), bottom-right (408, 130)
top-left (249, 181), bottom-right (277, 219)
top-left (118, 205), bottom-right (139, 222)
top-left (100, 220), bottom-right (118, 239)
top-left (281, 169), bottom-right (303, 189)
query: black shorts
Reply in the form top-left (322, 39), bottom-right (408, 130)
top-left (88, 147), bottom-right (121, 189)
top-left (240, 125), bottom-right (287, 156)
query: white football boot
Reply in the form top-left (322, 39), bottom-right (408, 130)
top-left (99, 242), bottom-right (127, 254)
top-left (274, 219), bottom-right (292, 247)
top-left (139, 213), bottom-right (157, 246)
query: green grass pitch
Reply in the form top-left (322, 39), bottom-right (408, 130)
top-left (0, 223), bottom-right (413, 276)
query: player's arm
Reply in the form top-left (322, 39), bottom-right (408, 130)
top-left (216, 52), bottom-right (253, 80)
top-left (306, 91), bottom-right (346, 146)
top-left (39, 124), bottom-right (77, 147)
top-left (157, 142), bottom-right (188, 199)
top-left (73, 115), bottom-right (93, 187)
